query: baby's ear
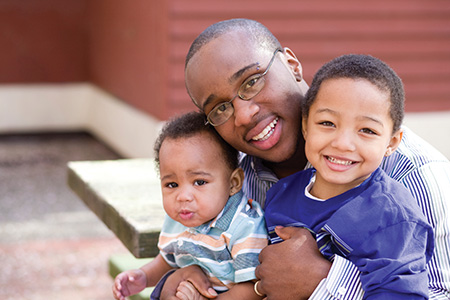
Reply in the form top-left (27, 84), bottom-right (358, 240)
top-left (385, 128), bottom-right (403, 157)
top-left (229, 168), bottom-right (244, 196)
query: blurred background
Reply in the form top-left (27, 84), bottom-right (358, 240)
top-left (1, 0), bottom-right (449, 299)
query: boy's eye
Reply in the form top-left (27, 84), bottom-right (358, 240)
top-left (360, 128), bottom-right (376, 135)
top-left (166, 182), bottom-right (178, 188)
top-left (319, 121), bottom-right (335, 127)
top-left (194, 180), bottom-right (207, 186)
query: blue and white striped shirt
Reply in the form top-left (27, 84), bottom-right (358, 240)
top-left (241, 126), bottom-right (450, 299)
top-left (158, 191), bottom-right (268, 292)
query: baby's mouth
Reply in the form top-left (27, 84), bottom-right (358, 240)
top-left (179, 210), bottom-right (194, 220)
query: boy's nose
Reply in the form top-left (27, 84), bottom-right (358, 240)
top-left (331, 131), bottom-right (356, 152)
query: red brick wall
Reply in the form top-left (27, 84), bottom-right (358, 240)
top-left (167, 0), bottom-right (450, 115)
top-left (1, 0), bottom-right (449, 119)
top-left (0, 0), bottom-right (88, 82)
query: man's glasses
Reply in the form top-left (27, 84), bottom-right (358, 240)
top-left (205, 49), bottom-right (282, 126)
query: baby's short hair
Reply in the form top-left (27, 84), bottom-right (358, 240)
top-left (154, 111), bottom-right (239, 171)
top-left (303, 54), bottom-right (404, 133)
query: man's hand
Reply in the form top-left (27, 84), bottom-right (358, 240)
top-left (255, 226), bottom-right (331, 300)
top-left (160, 265), bottom-right (218, 300)
top-left (176, 281), bottom-right (209, 300)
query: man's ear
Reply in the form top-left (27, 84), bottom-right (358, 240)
top-left (229, 168), bottom-right (244, 196)
top-left (284, 47), bottom-right (303, 82)
top-left (385, 128), bottom-right (403, 157)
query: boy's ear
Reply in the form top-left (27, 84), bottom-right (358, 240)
top-left (385, 128), bottom-right (403, 157)
top-left (229, 168), bottom-right (244, 196)
top-left (301, 117), bottom-right (308, 139)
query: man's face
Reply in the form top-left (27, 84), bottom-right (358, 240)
top-left (185, 31), bottom-right (306, 163)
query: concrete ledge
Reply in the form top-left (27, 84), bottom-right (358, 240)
top-left (67, 158), bottom-right (165, 258)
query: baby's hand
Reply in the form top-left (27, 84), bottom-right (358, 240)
top-left (176, 280), bottom-right (209, 300)
top-left (112, 269), bottom-right (147, 300)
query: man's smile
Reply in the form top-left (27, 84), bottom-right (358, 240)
top-left (251, 117), bottom-right (278, 141)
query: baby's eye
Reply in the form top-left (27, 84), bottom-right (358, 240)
top-left (194, 180), bottom-right (207, 186)
top-left (166, 182), bottom-right (178, 188)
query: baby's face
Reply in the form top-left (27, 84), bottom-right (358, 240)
top-left (158, 132), bottom-right (234, 227)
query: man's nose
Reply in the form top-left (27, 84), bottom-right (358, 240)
top-left (232, 98), bottom-right (260, 127)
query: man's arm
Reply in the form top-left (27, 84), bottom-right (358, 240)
top-left (255, 226), bottom-right (331, 300)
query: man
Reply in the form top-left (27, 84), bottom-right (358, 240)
top-left (156, 18), bottom-right (450, 300)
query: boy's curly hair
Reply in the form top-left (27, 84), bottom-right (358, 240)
top-left (303, 54), bottom-right (404, 134)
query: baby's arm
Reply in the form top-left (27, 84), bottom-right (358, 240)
top-left (113, 254), bottom-right (173, 300)
top-left (176, 280), bottom-right (263, 300)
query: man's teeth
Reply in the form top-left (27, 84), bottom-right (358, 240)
top-left (327, 156), bottom-right (353, 166)
top-left (252, 118), bottom-right (278, 141)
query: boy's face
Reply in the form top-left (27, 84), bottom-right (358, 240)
top-left (158, 132), bottom-right (241, 228)
top-left (302, 78), bottom-right (402, 198)
top-left (185, 31), bottom-right (306, 164)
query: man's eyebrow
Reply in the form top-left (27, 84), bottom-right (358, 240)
top-left (229, 62), bottom-right (259, 83)
top-left (202, 62), bottom-right (259, 111)
top-left (202, 94), bottom-right (219, 111)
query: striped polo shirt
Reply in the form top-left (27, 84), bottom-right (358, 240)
top-left (158, 190), bottom-right (268, 292)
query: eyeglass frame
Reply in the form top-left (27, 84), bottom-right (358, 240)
top-left (204, 48), bottom-right (283, 126)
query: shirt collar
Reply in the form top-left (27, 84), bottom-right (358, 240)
top-left (193, 190), bottom-right (244, 234)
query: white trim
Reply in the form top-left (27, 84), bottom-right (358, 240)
top-left (404, 112), bottom-right (450, 160)
top-left (0, 83), bottom-right (449, 159)
top-left (0, 83), bottom-right (164, 158)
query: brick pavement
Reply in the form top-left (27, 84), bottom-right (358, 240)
top-left (0, 132), bottom-right (129, 299)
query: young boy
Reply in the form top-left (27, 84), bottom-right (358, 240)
top-left (112, 111), bottom-right (267, 300)
top-left (264, 54), bottom-right (434, 299)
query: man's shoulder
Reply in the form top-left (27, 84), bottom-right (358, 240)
top-left (381, 126), bottom-right (449, 179)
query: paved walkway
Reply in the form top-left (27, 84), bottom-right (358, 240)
top-left (0, 132), bottom-right (129, 300)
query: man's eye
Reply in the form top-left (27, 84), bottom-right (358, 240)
top-left (242, 76), bottom-right (261, 91)
top-left (216, 104), bottom-right (227, 114)
top-left (194, 180), bottom-right (206, 186)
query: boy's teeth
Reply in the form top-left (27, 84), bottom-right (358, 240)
top-left (327, 156), bottom-right (353, 166)
top-left (252, 118), bottom-right (278, 141)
